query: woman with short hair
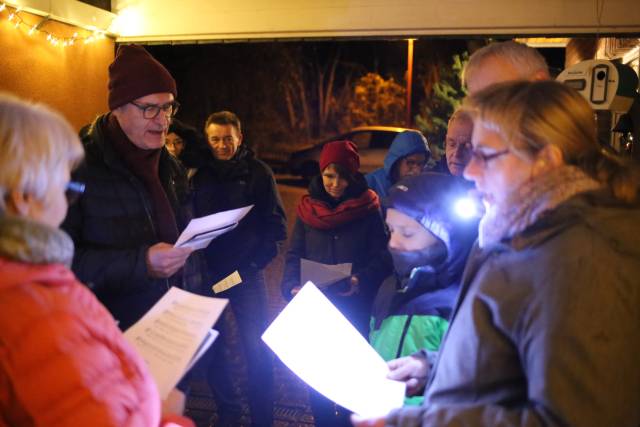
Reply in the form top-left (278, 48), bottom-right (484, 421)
top-left (0, 93), bottom-right (192, 427)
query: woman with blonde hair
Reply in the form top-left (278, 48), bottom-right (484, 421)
top-left (354, 80), bottom-right (640, 426)
top-left (0, 93), bottom-right (193, 427)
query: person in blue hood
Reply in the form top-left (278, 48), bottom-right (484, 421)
top-left (369, 172), bottom-right (478, 405)
top-left (365, 130), bottom-right (430, 199)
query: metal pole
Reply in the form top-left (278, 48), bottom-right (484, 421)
top-left (406, 38), bottom-right (415, 128)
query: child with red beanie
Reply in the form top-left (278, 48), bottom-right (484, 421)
top-left (280, 140), bottom-right (392, 427)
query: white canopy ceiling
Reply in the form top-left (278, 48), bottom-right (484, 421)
top-left (9, 0), bottom-right (640, 42)
top-left (110, 0), bottom-right (640, 42)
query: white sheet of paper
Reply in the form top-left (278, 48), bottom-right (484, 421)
top-left (300, 259), bottom-right (352, 289)
top-left (261, 282), bottom-right (405, 417)
top-left (124, 287), bottom-right (228, 399)
top-left (185, 329), bottom-right (219, 372)
top-left (174, 205), bottom-right (253, 250)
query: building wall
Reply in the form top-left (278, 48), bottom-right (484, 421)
top-left (0, 8), bottom-right (114, 130)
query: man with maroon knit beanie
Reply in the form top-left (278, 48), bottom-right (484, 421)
top-left (62, 45), bottom-right (194, 333)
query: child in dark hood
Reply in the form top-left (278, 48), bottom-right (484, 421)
top-left (369, 172), bottom-right (478, 405)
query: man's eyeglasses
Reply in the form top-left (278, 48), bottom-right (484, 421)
top-left (469, 148), bottom-right (510, 167)
top-left (130, 101), bottom-right (180, 120)
top-left (65, 181), bottom-right (85, 205)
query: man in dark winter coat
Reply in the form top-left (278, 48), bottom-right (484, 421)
top-left (62, 45), bottom-right (194, 331)
top-left (192, 110), bottom-right (287, 427)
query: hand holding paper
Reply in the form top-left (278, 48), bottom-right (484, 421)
top-left (261, 282), bottom-right (405, 418)
top-left (175, 205), bottom-right (253, 250)
top-left (147, 242), bottom-right (193, 278)
top-left (300, 259), bottom-right (352, 289)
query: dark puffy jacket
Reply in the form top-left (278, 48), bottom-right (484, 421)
top-left (281, 176), bottom-right (392, 333)
top-left (191, 144), bottom-right (287, 285)
top-left (61, 114), bottom-right (192, 329)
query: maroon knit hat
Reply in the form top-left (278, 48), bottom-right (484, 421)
top-left (108, 44), bottom-right (177, 110)
top-left (319, 140), bottom-right (360, 175)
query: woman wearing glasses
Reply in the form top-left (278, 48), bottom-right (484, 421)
top-left (0, 93), bottom-right (193, 426)
top-left (355, 80), bottom-right (640, 427)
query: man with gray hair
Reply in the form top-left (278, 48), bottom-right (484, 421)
top-left (437, 41), bottom-right (550, 175)
top-left (463, 40), bottom-right (550, 95)
top-left (62, 45), bottom-right (194, 330)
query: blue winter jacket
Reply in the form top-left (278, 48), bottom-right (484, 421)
top-left (365, 131), bottom-right (430, 199)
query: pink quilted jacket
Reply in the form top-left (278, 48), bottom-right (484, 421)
top-left (0, 258), bottom-right (193, 427)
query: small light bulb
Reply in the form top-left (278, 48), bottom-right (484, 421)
top-left (0, 4), bottom-right (6, 12)
top-left (8, 12), bottom-right (15, 21)
top-left (28, 25), bottom-right (36, 35)
top-left (454, 197), bottom-right (479, 219)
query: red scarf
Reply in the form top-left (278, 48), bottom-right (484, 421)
top-left (297, 189), bottom-right (380, 230)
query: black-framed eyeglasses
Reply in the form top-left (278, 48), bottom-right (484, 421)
top-left (65, 181), bottom-right (85, 205)
top-left (470, 148), bottom-right (510, 167)
top-left (130, 101), bottom-right (180, 119)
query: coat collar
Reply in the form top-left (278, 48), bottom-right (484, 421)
top-left (0, 215), bottom-right (74, 267)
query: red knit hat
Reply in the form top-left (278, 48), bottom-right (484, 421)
top-left (108, 44), bottom-right (177, 110)
top-left (319, 140), bottom-right (360, 175)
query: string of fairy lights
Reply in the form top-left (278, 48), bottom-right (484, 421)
top-left (0, 2), bottom-right (109, 47)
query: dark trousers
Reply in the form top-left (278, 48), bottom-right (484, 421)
top-left (206, 269), bottom-right (274, 427)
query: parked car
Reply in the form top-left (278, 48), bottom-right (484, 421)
top-left (288, 125), bottom-right (413, 179)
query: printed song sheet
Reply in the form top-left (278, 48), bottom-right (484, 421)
top-left (124, 287), bottom-right (228, 398)
top-left (300, 259), bottom-right (352, 289)
top-left (262, 282), bottom-right (405, 417)
top-left (174, 205), bottom-right (253, 250)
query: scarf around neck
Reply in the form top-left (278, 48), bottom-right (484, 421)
top-left (297, 184), bottom-right (380, 230)
top-left (479, 165), bottom-right (602, 248)
top-left (107, 114), bottom-right (179, 244)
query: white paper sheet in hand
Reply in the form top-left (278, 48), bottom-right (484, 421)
top-left (124, 287), bottom-right (228, 399)
top-left (185, 329), bottom-right (219, 372)
top-left (261, 282), bottom-right (405, 417)
top-left (174, 205), bottom-right (253, 250)
top-left (300, 259), bottom-right (352, 289)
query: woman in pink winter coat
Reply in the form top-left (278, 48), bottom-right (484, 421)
top-left (0, 93), bottom-right (193, 427)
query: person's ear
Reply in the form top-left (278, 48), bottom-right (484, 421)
top-left (5, 190), bottom-right (33, 217)
top-left (533, 144), bottom-right (564, 174)
top-left (237, 131), bottom-right (244, 145)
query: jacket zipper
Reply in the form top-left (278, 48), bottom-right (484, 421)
top-left (396, 314), bottom-right (413, 359)
top-left (125, 175), bottom-right (171, 291)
